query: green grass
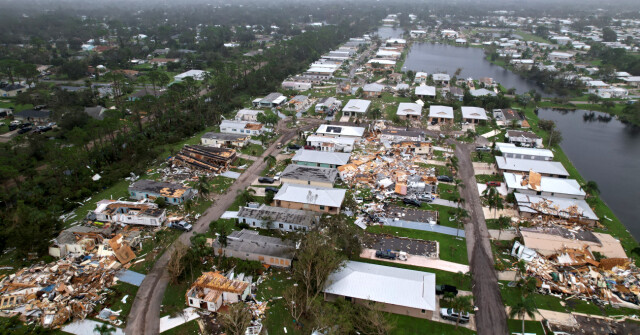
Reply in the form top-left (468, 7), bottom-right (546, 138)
top-left (129, 229), bottom-right (182, 274)
top-left (210, 175), bottom-right (235, 194)
top-left (256, 270), bottom-right (303, 335)
top-left (161, 280), bottom-right (191, 317)
top-left (240, 143), bottom-right (265, 156)
top-left (507, 319), bottom-right (545, 335)
top-left (70, 179), bottom-right (131, 227)
top-left (367, 225), bottom-right (468, 264)
top-left (388, 313), bottom-right (475, 334)
top-left (438, 183), bottom-right (460, 202)
top-left (474, 174), bottom-right (503, 184)
top-left (161, 320), bottom-right (201, 335)
top-left (514, 30), bottom-right (549, 43)
top-left (356, 258), bottom-right (472, 291)
top-left (100, 282), bottom-right (139, 325)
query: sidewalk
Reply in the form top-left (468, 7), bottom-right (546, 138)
top-left (488, 229), bottom-right (518, 241)
top-left (360, 248), bottom-right (470, 273)
top-left (505, 307), bottom-right (578, 327)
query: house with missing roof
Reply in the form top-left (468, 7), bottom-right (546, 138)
top-left (506, 130), bottom-right (542, 148)
top-left (504, 171), bottom-right (586, 199)
top-left (514, 193), bottom-right (598, 225)
top-left (186, 271), bottom-right (251, 312)
top-left (428, 105), bottom-right (454, 125)
top-left (461, 106), bottom-right (488, 124)
top-left (493, 108), bottom-right (526, 127)
top-left (201, 132), bottom-right (249, 148)
top-left (273, 183), bottom-right (346, 214)
top-left (237, 204), bottom-right (319, 232)
top-left (280, 165), bottom-right (338, 188)
top-left (89, 199), bottom-right (167, 227)
top-left (306, 135), bottom-right (355, 153)
top-left (208, 229), bottom-right (296, 268)
top-left (129, 179), bottom-right (196, 204)
top-left (314, 124), bottom-right (365, 139)
top-left (396, 103), bottom-right (422, 120)
top-left (323, 261), bottom-right (437, 319)
top-left (292, 150), bottom-right (351, 169)
top-left (342, 99), bottom-right (371, 117)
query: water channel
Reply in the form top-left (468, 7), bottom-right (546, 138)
top-left (537, 108), bottom-right (640, 241)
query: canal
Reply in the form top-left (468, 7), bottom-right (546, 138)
top-left (403, 42), bottom-right (547, 95)
top-left (537, 108), bottom-right (640, 241)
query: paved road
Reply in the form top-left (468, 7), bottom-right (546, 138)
top-left (125, 119), bottom-right (322, 335)
top-left (455, 142), bottom-right (508, 335)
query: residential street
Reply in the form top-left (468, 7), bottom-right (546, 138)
top-left (455, 143), bottom-right (508, 335)
top-left (124, 120), bottom-right (320, 335)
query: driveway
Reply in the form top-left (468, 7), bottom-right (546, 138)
top-left (360, 249), bottom-right (470, 273)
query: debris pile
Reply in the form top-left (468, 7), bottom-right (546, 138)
top-left (0, 256), bottom-right (121, 328)
top-left (173, 145), bottom-right (237, 173)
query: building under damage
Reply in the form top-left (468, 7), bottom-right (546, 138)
top-left (173, 145), bottom-right (237, 173)
top-left (89, 200), bottom-right (166, 227)
top-left (186, 271), bottom-right (251, 312)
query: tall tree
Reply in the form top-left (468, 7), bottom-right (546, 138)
top-left (509, 295), bottom-right (537, 335)
top-left (219, 302), bottom-right (252, 335)
top-left (450, 295), bottom-right (474, 330)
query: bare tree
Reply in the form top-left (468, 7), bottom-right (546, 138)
top-left (167, 242), bottom-right (188, 284)
top-left (219, 302), bottom-right (252, 335)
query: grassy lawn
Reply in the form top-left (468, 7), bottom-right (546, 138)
top-left (69, 179), bottom-right (131, 227)
top-left (255, 270), bottom-right (303, 335)
top-left (438, 183), bottom-right (460, 202)
top-left (161, 320), bottom-right (201, 335)
top-left (417, 163), bottom-right (449, 176)
top-left (507, 319), bottom-right (545, 335)
top-left (356, 258), bottom-right (472, 291)
top-left (474, 174), bottom-right (503, 184)
top-left (240, 143), bottom-right (265, 156)
top-left (161, 280), bottom-right (191, 317)
top-left (129, 229), bottom-right (182, 274)
top-left (388, 313), bottom-right (475, 334)
top-left (99, 282), bottom-right (139, 325)
top-left (367, 225), bottom-right (468, 264)
top-left (210, 175), bottom-right (235, 194)
top-left (514, 30), bottom-right (548, 43)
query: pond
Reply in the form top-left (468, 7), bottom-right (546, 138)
top-left (403, 42), bottom-right (548, 95)
top-left (537, 108), bottom-right (640, 241)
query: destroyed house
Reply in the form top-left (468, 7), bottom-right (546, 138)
top-left (306, 135), bottom-right (355, 153)
top-left (273, 183), bottom-right (346, 214)
top-left (237, 204), bottom-right (319, 232)
top-left (496, 157), bottom-right (569, 178)
top-left (90, 200), bottom-right (166, 227)
top-left (186, 272), bottom-right (251, 312)
top-left (201, 132), bottom-right (249, 148)
top-left (129, 179), bottom-right (196, 204)
top-left (514, 193), bottom-right (598, 225)
top-left (209, 229), bottom-right (296, 268)
top-left (323, 261), bottom-right (437, 319)
top-left (519, 227), bottom-right (627, 259)
top-left (493, 109), bottom-right (525, 126)
top-left (280, 164), bottom-right (338, 188)
top-left (49, 226), bottom-right (110, 258)
top-left (392, 141), bottom-right (432, 155)
top-left (220, 119), bottom-right (265, 136)
top-left (379, 127), bottom-right (425, 141)
top-left (292, 149), bottom-right (351, 169)
top-left (174, 145), bottom-right (237, 173)
top-left (506, 130), bottom-right (542, 148)
top-left (235, 109), bottom-right (263, 122)
top-left (504, 171), bottom-right (586, 199)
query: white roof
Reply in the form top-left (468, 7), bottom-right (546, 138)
top-left (236, 109), bottom-right (262, 117)
top-left (415, 85), bottom-right (436, 96)
top-left (324, 261), bottom-right (436, 311)
top-left (549, 51), bottom-right (573, 58)
top-left (315, 124), bottom-right (365, 138)
top-left (622, 76), bottom-right (640, 83)
top-left (397, 103), bottom-right (422, 116)
top-left (174, 70), bottom-right (206, 80)
top-left (587, 80), bottom-right (609, 87)
top-left (496, 143), bottom-right (554, 159)
top-left (368, 59), bottom-right (396, 65)
top-left (415, 72), bottom-right (428, 78)
top-left (515, 193), bottom-right (598, 221)
top-left (496, 156), bottom-right (569, 176)
top-left (503, 173), bottom-right (586, 197)
top-left (433, 73), bottom-right (450, 81)
top-left (461, 106), bottom-right (488, 120)
top-left (385, 38), bottom-right (406, 44)
top-left (306, 135), bottom-right (355, 146)
top-left (362, 83), bottom-right (385, 93)
top-left (307, 67), bottom-right (336, 73)
top-left (274, 183), bottom-right (346, 207)
top-left (470, 88), bottom-right (496, 97)
top-left (376, 50), bottom-right (401, 57)
top-left (292, 149), bottom-right (351, 166)
top-left (428, 105), bottom-right (454, 119)
top-left (342, 99), bottom-right (371, 113)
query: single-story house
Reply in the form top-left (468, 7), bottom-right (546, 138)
top-left (14, 109), bottom-right (52, 123)
top-left (506, 130), bottom-right (542, 148)
top-left (495, 156), bottom-right (569, 178)
top-left (324, 261), bottom-right (437, 320)
top-left (315, 97), bottom-right (341, 114)
top-left (292, 150), bottom-right (351, 169)
top-left (504, 171), bottom-right (586, 199)
top-left (515, 193), bottom-right (598, 225)
top-left (493, 109), bottom-right (526, 127)
top-left (281, 81), bottom-right (312, 91)
top-left (342, 99), bottom-right (371, 117)
top-left (235, 109), bottom-right (263, 122)
top-left (414, 72), bottom-right (428, 84)
top-left (273, 183), bottom-right (346, 214)
top-left (432, 73), bottom-right (450, 86)
top-left (186, 271), bottom-right (251, 312)
top-left (548, 51), bottom-right (574, 63)
top-left (0, 83), bottom-right (26, 97)
top-left (201, 132), bottom-right (249, 148)
top-left (314, 124), bottom-right (365, 139)
top-left (428, 105), bottom-right (454, 124)
top-left (129, 179), bottom-right (196, 204)
top-left (306, 135), bottom-right (355, 153)
top-left (89, 200), bottom-right (166, 227)
top-left (396, 103), bottom-right (422, 120)
top-left (253, 93), bottom-right (287, 109)
top-left (174, 70), bottom-right (207, 81)
top-left (519, 227), bottom-right (626, 258)
top-left (209, 229), bottom-right (296, 268)
top-left (362, 83), bottom-right (385, 98)
top-left (237, 204), bottom-right (319, 232)
top-left (461, 106), bottom-right (488, 124)
top-left (469, 88), bottom-right (497, 97)
top-left (621, 76), bottom-right (640, 87)
top-left (84, 106), bottom-right (109, 120)
top-left (287, 95), bottom-right (311, 112)
top-left (0, 108), bottom-right (12, 118)
top-left (496, 143), bottom-right (554, 161)
top-left (366, 59), bottom-right (396, 71)
top-left (220, 119), bottom-right (265, 136)
top-left (128, 87), bottom-right (164, 101)
top-left (415, 85), bottom-right (436, 99)
top-left (280, 164), bottom-right (338, 188)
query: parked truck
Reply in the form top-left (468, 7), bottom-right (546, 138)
top-left (375, 250), bottom-right (407, 261)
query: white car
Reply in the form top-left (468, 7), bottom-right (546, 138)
top-left (274, 172), bottom-right (282, 181)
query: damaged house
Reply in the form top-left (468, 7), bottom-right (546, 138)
top-left (273, 183), bottom-right (346, 214)
top-left (89, 200), bottom-right (167, 227)
top-left (48, 226), bottom-right (111, 258)
top-left (305, 135), bottom-right (355, 152)
top-left (280, 164), bottom-right (338, 188)
top-left (514, 193), bottom-right (599, 225)
top-left (174, 145), bottom-right (237, 173)
top-left (220, 120), bottom-right (266, 136)
top-left (201, 132), bottom-right (250, 148)
top-left (186, 272), bottom-right (251, 312)
top-left (208, 229), bottom-right (296, 268)
top-left (129, 179), bottom-right (196, 205)
top-left (237, 204), bottom-right (320, 232)
top-left (504, 171), bottom-right (586, 199)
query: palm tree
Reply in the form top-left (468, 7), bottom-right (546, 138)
top-left (450, 295), bottom-right (473, 329)
top-left (237, 188), bottom-right (256, 205)
top-left (454, 207), bottom-right (469, 238)
top-left (94, 323), bottom-right (116, 335)
top-left (495, 215), bottom-right (511, 240)
top-left (263, 154), bottom-right (277, 169)
top-left (509, 295), bottom-right (537, 335)
top-left (483, 186), bottom-right (503, 218)
top-left (196, 175), bottom-right (211, 200)
top-left (582, 180), bottom-right (600, 196)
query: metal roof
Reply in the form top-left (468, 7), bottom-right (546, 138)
top-left (496, 157), bottom-right (569, 176)
top-left (281, 164), bottom-right (338, 183)
top-left (415, 85), bottom-right (436, 96)
top-left (237, 204), bottom-right (318, 227)
top-left (397, 103), bottom-right (422, 116)
top-left (503, 173), bottom-right (586, 197)
top-left (274, 183), bottom-right (346, 207)
top-left (292, 150), bottom-right (351, 166)
top-left (461, 106), bottom-right (488, 120)
top-left (215, 229), bottom-right (296, 259)
top-left (323, 261), bottom-right (436, 311)
top-left (342, 99), bottom-right (371, 113)
top-left (496, 143), bottom-right (554, 158)
top-left (515, 193), bottom-right (598, 221)
top-left (315, 124), bottom-right (365, 137)
top-left (428, 105), bottom-right (454, 119)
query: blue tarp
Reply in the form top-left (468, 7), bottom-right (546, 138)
top-left (116, 269), bottom-right (146, 286)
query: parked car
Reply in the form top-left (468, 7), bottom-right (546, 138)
top-left (19, 122), bottom-right (33, 129)
top-left (440, 308), bottom-right (470, 324)
top-left (168, 221), bottom-right (193, 232)
top-left (418, 193), bottom-right (434, 202)
top-left (265, 187), bottom-right (279, 193)
top-left (475, 146), bottom-right (491, 152)
top-left (273, 172), bottom-right (282, 181)
top-left (17, 126), bottom-right (32, 134)
top-left (437, 175), bottom-right (453, 182)
top-left (36, 125), bottom-right (52, 133)
top-left (375, 250), bottom-right (397, 260)
top-left (276, 142), bottom-right (283, 149)
top-left (436, 284), bottom-right (459, 296)
top-left (303, 145), bottom-right (315, 150)
top-left (258, 177), bottom-right (275, 184)
top-left (402, 198), bottom-right (421, 207)
top-left (288, 144), bottom-right (302, 150)
top-left (486, 181), bottom-right (501, 187)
